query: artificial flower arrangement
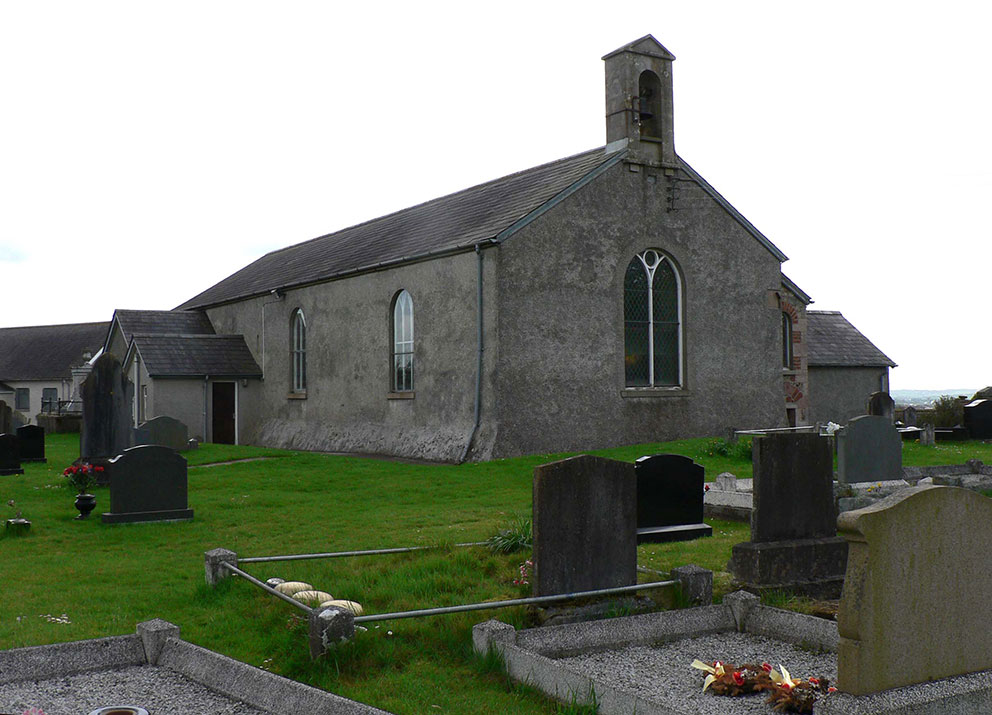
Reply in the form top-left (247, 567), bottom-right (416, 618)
top-left (690, 659), bottom-right (836, 713)
top-left (62, 462), bottom-right (103, 493)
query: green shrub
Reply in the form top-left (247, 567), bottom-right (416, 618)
top-left (486, 516), bottom-right (532, 554)
top-left (931, 395), bottom-right (964, 428)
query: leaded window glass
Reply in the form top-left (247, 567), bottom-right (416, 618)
top-left (392, 290), bottom-right (414, 392)
top-left (782, 311), bottom-right (794, 369)
top-left (292, 309), bottom-right (306, 393)
top-left (624, 249), bottom-right (681, 387)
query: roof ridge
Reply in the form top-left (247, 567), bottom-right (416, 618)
top-left (0, 320), bottom-right (109, 331)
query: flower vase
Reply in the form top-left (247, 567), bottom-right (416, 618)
top-left (5, 518), bottom-right (31, 536)
top-left (75, 493), bottom-right (97, 520)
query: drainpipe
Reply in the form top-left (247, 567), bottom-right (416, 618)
top-left (260, 288), bottom-right (286, 379)
top-left (459, 243), bottom-right (485, 463)
top-left (202, 376), bottom-right (209, 442)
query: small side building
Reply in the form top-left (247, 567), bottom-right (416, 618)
top-left (806, 310), bottom-right (896, 425)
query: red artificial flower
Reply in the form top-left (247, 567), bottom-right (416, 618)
top-left (704, 484), bottom-right (710, 491)
top-left (828, 687), bottom-right (837, 693)
top-left (809, 677), bottom-right (819, 685)
top-left (95, 465), bottom-right (105, 472)
top-left (761, 663), bottom-right (772, 672)
top-left (732, 671), bottom-right (744, 686)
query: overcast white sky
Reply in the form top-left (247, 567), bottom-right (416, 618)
top-left (2, 1), bottom-right (989, 390)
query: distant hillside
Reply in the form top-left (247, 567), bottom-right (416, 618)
top-left (891, 389), bottom-right (980, 408)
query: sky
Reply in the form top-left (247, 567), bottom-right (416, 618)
top-left (2, 1), bottom-right (989, 391)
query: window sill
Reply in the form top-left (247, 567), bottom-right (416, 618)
top-left (287, 391), bottom-right (307, 400)
top-left (782, 369), bottom-right (799, 376)
top-left (621, 387), bottom-right (688, 398)
top-left (387, 391), bottom-right (415, 400)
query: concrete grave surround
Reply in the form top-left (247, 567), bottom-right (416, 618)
top-left (635, 454), bottom-right (712, 542)
top-left (532, 454), bottom-right (636, 596)
top-left (81, 353), bottom-right (134, 459)
top-left (102, 445), bottom-right (193, 524)
top-left (837, 415), bottom-right (902, 485)
top-left (837, 485), bottom-right (992, 695)
top-left (16, 424), bottom-right (45, 462)
top-left (0, 619), bottom-right (392, 714)
top-left (729, 433), bottom-right (847, 596)
top-left (0, 432), bottom-right (24, 475)
top-left (134, 415), bottom-right (191, 451)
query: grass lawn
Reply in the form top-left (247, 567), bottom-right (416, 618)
top-left (2, 433), bottom-right (989, 713)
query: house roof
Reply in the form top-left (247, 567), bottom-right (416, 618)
top-left (807, 311), bottom-right (896, 368)
top-left (0, 381), bottom-right (12, 393)
top-left (178, 147), bottom-right (628, 310)
top-left (0, 321), bottom-right (110, 381)
top-left (111, 309), bottom-right (215, 346)
top-left (131, 334), bottom-right (262, 379)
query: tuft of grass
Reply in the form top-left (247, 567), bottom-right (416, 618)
top-left (486, 515), bottom-right (532, 554)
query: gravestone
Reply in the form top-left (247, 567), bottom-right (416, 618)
top-left (901, 405), bottom-right (917, 427)
top-left (837, 415), bottom-right (902, 485)
top-left (0, 433), bottom-right (24, 475)
top-left (0, 401), bottom-right (11, 435)
top-left (80, 353), bottom-right (134, 460)
top-left (920, 422), bottom-right (935, 446)
top-left (729, 433), bottom-right (846, 597)
top-left (867, 391), bottom-right (895, 421)
top-left (134, 415), bottom-right (191, 451)
top-left (963, 399), bottom-right (992, 439)
top-left (16, 424), bottom-right (46, 463)
top-left (837, 486), bottom-right (992, 695)
top-left (101, 445), bottom-right (194, 524)
top-left (635, 454), bottom-right (712, 542)
top-left (532, 455), bottom-right (636, 596)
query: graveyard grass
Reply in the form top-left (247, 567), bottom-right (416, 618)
top-left (3, 436), bottom-right (992, 714)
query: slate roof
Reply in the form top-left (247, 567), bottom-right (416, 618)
top-left (0, 322), bottom-right (110, 381)
top-left (112, 309), bottom-right (215, 344)
top-left (132, 334), bottom-right (262, 378)
top-left (807, 311), bottom-right (896, 368)
top-left (177, 147), bottom-right (628, 309)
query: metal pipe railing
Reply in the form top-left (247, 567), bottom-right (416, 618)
top-left (353, 580), bottom-right (677, 623)
top-left (220, 561), bottom-right (313, 614)
top-left (238, 541), bottom-right (488, 564)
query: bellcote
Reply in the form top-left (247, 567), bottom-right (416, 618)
top-left (603, 35), bottom-right (677, 170)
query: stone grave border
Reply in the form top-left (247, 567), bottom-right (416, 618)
top-left (473, 590), bottom-right (992, 715)
top-left (205, 544), bottom-right (702, 659)
top-left (0, 618), bottom-right (390, 714)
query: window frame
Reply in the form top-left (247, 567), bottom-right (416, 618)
top-left (782, 311), bottom-right (794, 369)
top-left (623, 248), bottom-right (683, 389)
top-left (14, 387), bottom-right (30, 411)
top-left (291, 308), bottom-right (307, 395)
top-left (41, 387), bottom-right (58, 413)
top-left (391, 289), bottom-right (414, 393)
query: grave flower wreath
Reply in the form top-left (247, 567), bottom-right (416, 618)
top-left (690, 659), bottom-right (835, 713)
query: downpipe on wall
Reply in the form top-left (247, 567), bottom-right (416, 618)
top-left (459, 243), bottom-right (486, 463)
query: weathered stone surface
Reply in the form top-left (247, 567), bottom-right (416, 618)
top-left (867, 391), bottom-right (894, 420)
top-left (730, 537), bottom-right (847, 597)
top-left (0, 433), bottom-right (23, 475)
top-left (204, 548), bottom-right (237, 586)
top-left (751, 433), bottom-right (835, 541)
top-left (837, 486), bottom-right (992, 695)
top-left (102, 445), bottom-right (193, 524)
top-left (80, 353), bottom-right (133, 459)
top-left (837, 415), bottom-right (902, 485)
top-left (920, 423), bottom-right (936, 446)
top-left (714, 472), bottom-right (738, 491)
top-left (532, 455), bottom-right (636, 596)
top-left (635, 454), bottom-right (711, 542)
top-left (901, 405), bottom-right (918, 427)
top-left (134, 415), bottom-right (191, 451)
top-left (16, 424), bottom-right (45, 462)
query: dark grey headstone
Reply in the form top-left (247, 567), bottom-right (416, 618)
top-left (80, 353), bottom-right (134, 460)
top-left (134, 415), bottom-right (190, 451)
top-left (867, 392), bottom-right (895, 421)
top-left (101, 445), bottom-right (193, 524)
top-left (0, 433), bottom-right (24, 475)
top-left (902, 406), bottom-right (918, 427)
top-left (752, 433), bottom-right (835, 542)
top-left (532, 455), bottom-right (636, 596)
top-left (837, 415), bottom-right (902, 485)
top-left (964, 399), bottom-right (992, 439)
top-left (635, 454), bottom-right (712, 542)
top-left (0, 401), bottom-right (11, 435)
top-left (15, 425), bottom-right (45, 462)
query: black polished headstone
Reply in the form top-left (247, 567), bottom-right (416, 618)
top-left (16, 425), bottom-right (46, 463)
top-left (80, 353), bottom-right (134, 460)
top-left (0, 433), bottom-right (24, 475)
top-left (101, 445), bottom-right (193, 524)
top-left (532, 455), bottom-right (636, 597)
top-left (964, 400), bottom-right (992, 439)
top-left (635, 454), bottom-right (712, 542)
top-left (134, 415), bottom-right (190, 451)
top-left (0, 401), bottom-right (11, 435)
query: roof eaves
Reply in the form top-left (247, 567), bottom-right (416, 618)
top-left (677, 157), bottom-right (788, 263)
top-left (781, 274), bottom-right (813, 305)
top-left (495, 148), bottom-right (628, 243)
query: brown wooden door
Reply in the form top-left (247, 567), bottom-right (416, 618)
top-left (212, 382), bottom-right (236, 444)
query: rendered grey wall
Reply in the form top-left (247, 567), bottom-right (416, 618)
top-left (149, 379), bottom-right (208, 441)
top-left (492, 160), bottom-right (787, 457)
top-left (204, 250), bottom-right (497, 461)
top-left (807, 366), bottom-right (887, 425)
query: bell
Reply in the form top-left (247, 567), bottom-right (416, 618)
top-left (636, 95), bottom-right (654, 121)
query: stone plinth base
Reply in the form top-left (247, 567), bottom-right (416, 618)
top-left (730, 536), bottom-right (848, 599)
top-left (637, 523), bottom-right (712, 543)
top-left (102, 509), bottom-right (193, 524)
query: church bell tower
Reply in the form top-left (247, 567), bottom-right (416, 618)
top-left (603, 35), bottom-right (678, 171)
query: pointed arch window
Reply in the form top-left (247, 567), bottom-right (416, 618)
top-left (782, 311), bottom-right (794, 369)
top-left (392, 290), bottom-right (414, 392)
top-left (624, 249), bottom-right (682, 387)
top-left (291, 309), bottom-right (306, 393)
